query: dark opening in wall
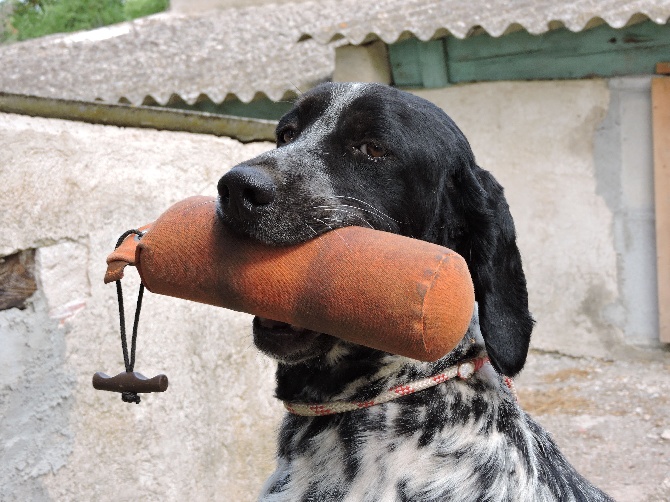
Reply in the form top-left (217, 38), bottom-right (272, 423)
top-left (0, 249), bottom-right (37, 310)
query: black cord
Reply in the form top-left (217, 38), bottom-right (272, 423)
top-left (116, 280), bottom-right (130, 371)
top-left (114, 229), bottom-right (145, 404)
top-left (130, 283), bottom-right (144, 372)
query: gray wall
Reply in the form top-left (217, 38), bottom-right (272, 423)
top-left (594, 77), bottom-right (659, 347)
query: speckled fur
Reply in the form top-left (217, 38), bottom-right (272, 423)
top-left (258, 310), bottom-right (613, 502)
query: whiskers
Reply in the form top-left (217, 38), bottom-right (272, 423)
top-left (301, 196), bottom-right (400, 253)
top-left (335, 196), bottom-right (400, 226)
top-left (311, 196), bottom-right (400, 234)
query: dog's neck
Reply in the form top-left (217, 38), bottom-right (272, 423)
top-left (274, 308), bottom-right (487, 404)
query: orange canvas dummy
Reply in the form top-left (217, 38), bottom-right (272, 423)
top-left (104, 196), bottom-right (475, 362)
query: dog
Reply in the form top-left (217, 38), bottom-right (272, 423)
top-left (217, 82), bottom-right (613, 501)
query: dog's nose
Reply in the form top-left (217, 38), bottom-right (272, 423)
top-left (218, 164), bottom-right (276, 219)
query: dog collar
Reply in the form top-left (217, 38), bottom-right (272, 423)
top-left (283, 355), bottom-right (490, 417)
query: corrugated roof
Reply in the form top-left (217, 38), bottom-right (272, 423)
top-left (0, 6), bottom-right (335, 105)
top-left (300, 0), bottom-right (670, 45)
top-left (1, 0), bottom-right (668, 107)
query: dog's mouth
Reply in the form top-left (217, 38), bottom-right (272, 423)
top-left (252, 316), bottom-right (339, 364)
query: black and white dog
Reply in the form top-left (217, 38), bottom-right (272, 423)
top-left (217, 83), bottom-right (613, 501)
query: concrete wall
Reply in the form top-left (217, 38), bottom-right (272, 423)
top-left (0, 113), bottom-right (281, 501)
top-left (0, 77), bottom-right (666, 500)
top-left (416, 77), bottom-right (662, 357)
top-left (594, 77), bottom-right (659, 347)
top-left (333, 42), bottom-right (393, 85)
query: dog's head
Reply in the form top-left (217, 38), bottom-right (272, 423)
top-left (217, 82), bottom-right (533, 377)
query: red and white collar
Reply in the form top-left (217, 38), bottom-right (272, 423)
top-left (283, 355), bottom-right (490, 417)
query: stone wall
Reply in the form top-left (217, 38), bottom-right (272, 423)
top-left (0, 113), bottom-right (281, 501)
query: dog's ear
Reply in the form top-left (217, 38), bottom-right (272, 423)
top-left (454, 166), bottom-right (534, 377)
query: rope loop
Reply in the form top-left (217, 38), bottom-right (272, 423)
top-left (114, 229), bottom-right (146, 405)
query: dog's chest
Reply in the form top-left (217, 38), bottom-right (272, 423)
top-left (259, 367), bottom-right (614, 502)
top-left (259, 382), bottom-right (550, 502)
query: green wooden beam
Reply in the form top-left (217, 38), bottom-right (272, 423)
top-left (388, 20), bottom-right (670, 87)
top-left (448, 20), bottom-right (670, 82)
top-left (389, 38), bottom-right (449, 88)
top-left (389, 38), bottom-right (424, 87)
top-left (420, 39), bottom-right (450, 88)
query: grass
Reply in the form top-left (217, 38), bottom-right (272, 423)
top-left (1, 0), bottom-right (169, 43)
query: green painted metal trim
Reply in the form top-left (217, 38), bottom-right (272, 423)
top-left (0, 92), bottom-right (277, 143)
top-left (163, 97), bottom-right (294, 121)
top-left (389, 20), bottom-right (670, 87)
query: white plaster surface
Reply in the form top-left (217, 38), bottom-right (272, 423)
top-left (36, 241), bottom-right (90, 323)
top-left (416, 81), bottom-right (627, 358)
top-left (0, 114), bottom-right (281, 501)
top-left (333, 41), bottom-right (393, 85)
top-left (594, 77), bottom-right (659, 346)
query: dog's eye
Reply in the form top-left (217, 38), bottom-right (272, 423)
top-left (279, 128), bottom-right (296, 145)
top-left (357, 142), bottom-right (386, 159)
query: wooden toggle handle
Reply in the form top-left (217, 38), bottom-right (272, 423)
top-left (92, 371), bottom-right (168, 393)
